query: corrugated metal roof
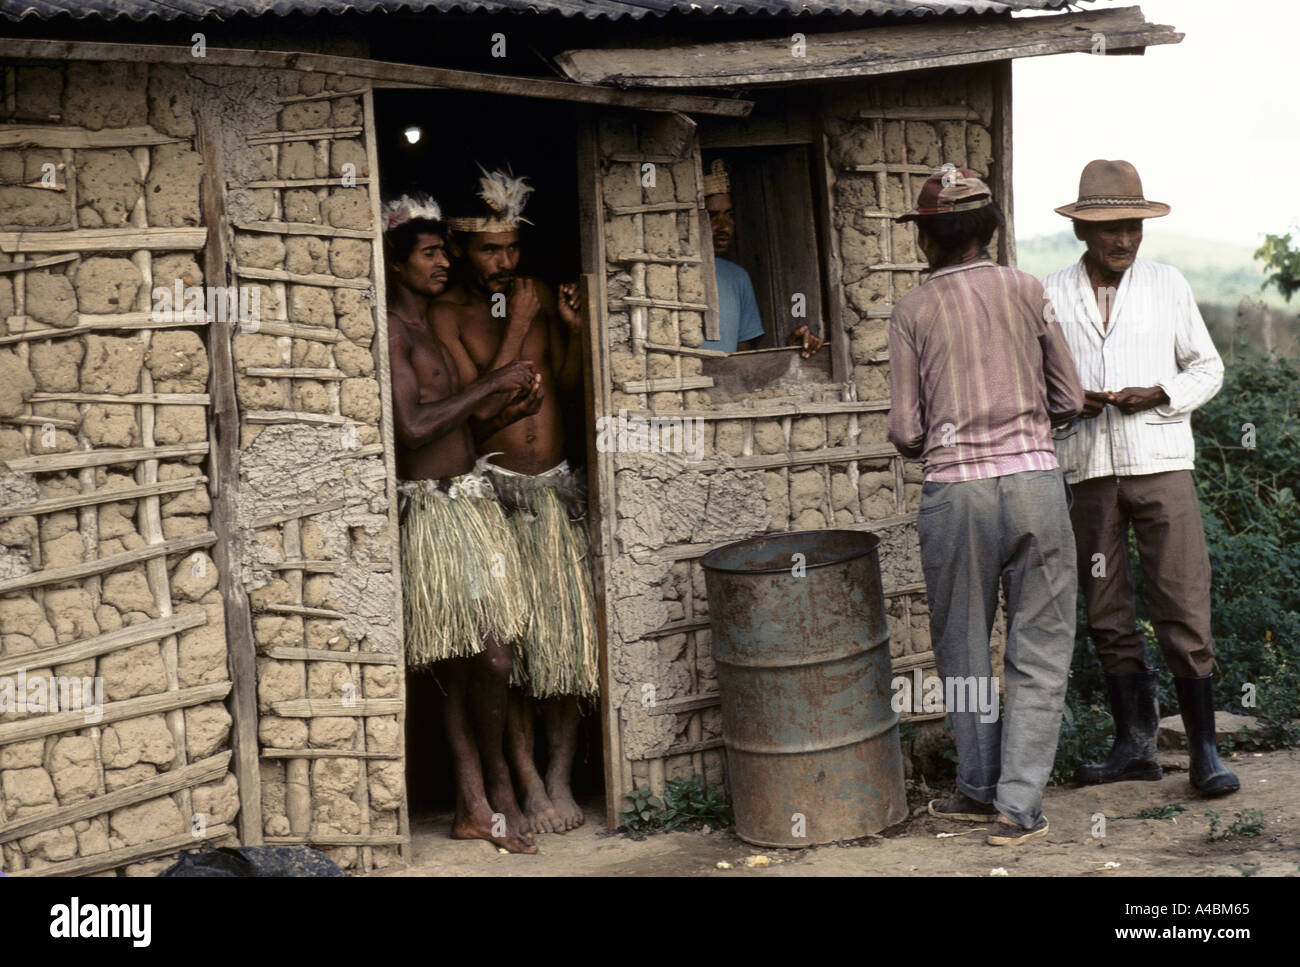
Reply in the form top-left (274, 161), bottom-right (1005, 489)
top-left (0, 1), bottom-right (1087, 25)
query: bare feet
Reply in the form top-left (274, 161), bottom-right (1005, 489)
top-left (521, 787), bottom-right (563, 835)
top-left (546, 774), bottom-right (585, 831)
top-left (451, 805), bottom-right (536, 854)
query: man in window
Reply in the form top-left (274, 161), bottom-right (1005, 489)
top-left (702, 159), bottom-right (824, 357)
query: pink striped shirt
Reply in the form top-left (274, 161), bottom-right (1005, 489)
top-left (887, 258), bottom-right (1083, 483)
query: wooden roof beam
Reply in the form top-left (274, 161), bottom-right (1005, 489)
top-left (0, 38), bottom-right (752, 117)
top-left (554, 6), bottom-right (1183, 88)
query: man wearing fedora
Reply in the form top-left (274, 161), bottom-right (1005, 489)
top-left (1044, 159), bottom-right (1238, 797)
top-left (889, 167), bottom-right (1083, 845)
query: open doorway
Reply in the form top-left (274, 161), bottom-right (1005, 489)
top-left (373, 90), bottom-right (604, 819)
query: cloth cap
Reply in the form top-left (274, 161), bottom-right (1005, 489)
top-left (895, 166), bottom-right (992, 222)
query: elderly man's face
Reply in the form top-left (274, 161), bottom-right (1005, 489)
top-left (1076, 218), bottom-right (1144, 275)
top-left (706, 193), bottom-right (735, 256)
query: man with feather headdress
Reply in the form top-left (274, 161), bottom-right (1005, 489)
top-left (433, 168), bottom-right (597, 835)
top-left (383, 192), bottom-right (545, 853)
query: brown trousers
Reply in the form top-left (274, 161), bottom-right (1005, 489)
top-left (1069, 470), bottom-right (1214, 678)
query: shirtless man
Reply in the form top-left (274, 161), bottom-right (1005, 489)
top-left (383, 193), bottom-right (544, 853)
top-left (434, 170), bottom-right (596, 835)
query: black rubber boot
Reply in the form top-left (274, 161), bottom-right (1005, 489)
top-left (1074, 669), bottom-right (1163, 784)
top-left (1174, 674), bottom-right (1240, 797)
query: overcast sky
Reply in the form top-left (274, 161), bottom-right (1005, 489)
top-left (1012, 0), bottom-right (1296, 247)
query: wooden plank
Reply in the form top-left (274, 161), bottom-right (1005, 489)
top-left (0, 227), bottom-right (206, 254)
top-left (892, 650), bottom-right (938, 672)
top-left (280, 89), bottom-right (369, 103)
top-left (10, 824), bottom-right (236, 878)
top-left (869, 261), bottom-right (929, 272)
top-left (29, 392), bottom-right (209, 405)
top-left (0, 252), bottom-right (78, 273)
top-left (264, 647), bottom-right (401, 665)
top-left (645, 617), bottom-right (709, 639)
top-left (0, 414), bottom-right (78, 430)
top-left (0, 611), bottom-right (206, 678)
top-left (244, 411), bottom-right (351, 426)
top-left (641, 341), bottom-right (728, 358)
top-left (0, 531), bottom-right (216, 595)
top-left (885, 582), bottom-right (927, 599)
top-left (244, 320), bottom-right (343, 343)
top-left (0, 39), bottom-right (751, 117)
top-left (814, 98), bottom-right (849, 384)
top-left (268, 560), bottom-right (342, 573)
top-left (235, 265), bottom-right (371, 290)
top-left (0, 476), bottom-right (206, 520)
top-left (262, 603), bottom-right (346, 619)
top-left (0, 313), bottom-right (213, 345)
top-left (233, 219), bottom-right (374, 239)
top-left (647, 693), bottom-right (720, 717)
top-left (246, 128), bottom-right (364, 146)
top-left (608, 251), bottom-right (701, 265)
top-left (247, 497), bottom-right (349, 529)
top-left (604, 201), bottom-right (696, 216)
top-left (635, 512), bottom-right (919, 565)
top-left (0, 752), bottom-right (231, 845)
top-left (691, 145), bottom-right (721, 344)
top-left (241, 178), bottom-right (369, 190)
top-left (614, 296), bottom-right (711, 311)
top-left (259, 749), bottom-right (400, 760)
top-left (244, 367), bottom-right (346, 380)
top-left (0, 124), bottom-right (182, 149)
top-left (618, 376), bottom-right (714, 394)
top-left (656, 737), bottom-right (725, 757)
top-left (264, 833), bottom-right (406, 846)
top-left (270, 698), bottom-right (403, 717)
top-left (3, 441), bottom-right (208, 474)
top-left (0, 681), bottom-right (230, 747)
top-left (554, 8), bottom-right (1182, 87)
top-left (617, 399), bottom-right (890, 422)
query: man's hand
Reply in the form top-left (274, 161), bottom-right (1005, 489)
top-left (1079, 389), bottom-right (1110, 419)
top-left (508, 278), bottom-right (541, 331)
top-left (496, 375), bottom-right (544, 424)
top-left (557, 282), bottom-right (585, 332)
top-left (787, 325), bottom-right (824, 359)
top-left (484, 359), bottom-right (537, 399)
top-left (1107, 386), bottom-right (1169, 414)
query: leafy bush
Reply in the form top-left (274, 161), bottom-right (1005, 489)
top-left (1054, 349), bottom-right (1300, 781)
top-left (617, 776), bottom-right (732, 834)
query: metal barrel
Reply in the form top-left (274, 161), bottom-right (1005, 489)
top-left (701, 529), bottom-right (907, 847)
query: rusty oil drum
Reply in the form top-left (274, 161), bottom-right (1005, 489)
top-left (701, 530), bottom-right (907, 847)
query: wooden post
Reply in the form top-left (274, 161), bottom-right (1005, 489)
top-left (197, 106), bottom-right (264, 846)
top-left (992, 59), bottom-right (1016, 268)
top-left (576, 107), bottom-right (623, 831)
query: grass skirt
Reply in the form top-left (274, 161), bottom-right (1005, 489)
top-left (398, 473), bottom-right (527, 668)
top-left (486, 462), bottom-right (599, 699)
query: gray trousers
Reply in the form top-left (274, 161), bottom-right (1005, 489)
top-left (917, 468), bottom-right (1077, 829)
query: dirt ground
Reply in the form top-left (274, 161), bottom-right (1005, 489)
top-left (374, 748), bottom-right (1298, 877)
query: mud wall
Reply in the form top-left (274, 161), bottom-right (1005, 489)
top-left (592, 66), bottom-right (1010, 805)
top-left (0, 61), bottom-right (235, 876)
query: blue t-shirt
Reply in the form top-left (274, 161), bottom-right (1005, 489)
top-left (702, 257), bottom-right (764, 353)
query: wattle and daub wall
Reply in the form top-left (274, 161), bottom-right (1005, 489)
top-left (0, 60), bottom-right (403, 875)
top-left (589, 66), bottom-right (1010, 803)
top-left (0, 54), bottom-right (1010, 873)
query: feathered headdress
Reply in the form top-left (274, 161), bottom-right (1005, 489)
top-left (448, 166), bottom-right (534, 233)
top-left (382, 193), bottom-right (443, 232)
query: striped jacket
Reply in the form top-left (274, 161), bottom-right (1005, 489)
top-left (1042, 257), bottom-right (1223, 484)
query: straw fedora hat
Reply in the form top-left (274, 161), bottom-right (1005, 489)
top-left (1055, 160), bottom-right (1170, 221)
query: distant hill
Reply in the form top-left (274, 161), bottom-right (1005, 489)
top-left (1015, 232), bottom-right (1292, 310)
